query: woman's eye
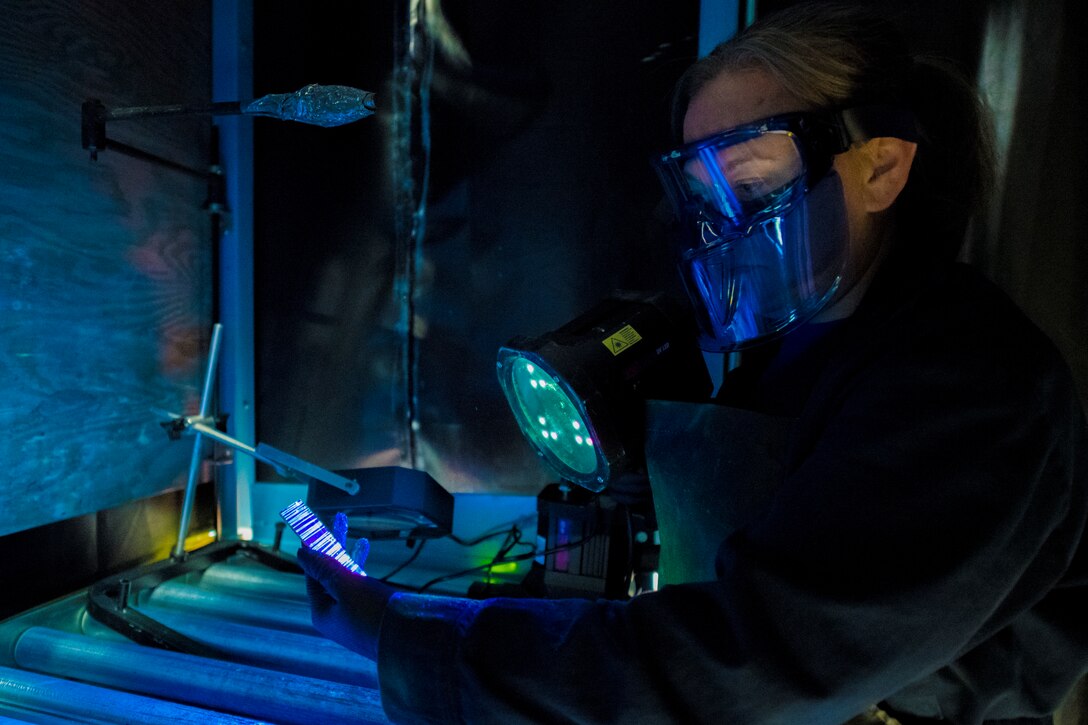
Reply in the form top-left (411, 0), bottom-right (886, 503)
top-left (732, 179), bottom-right (768, 200)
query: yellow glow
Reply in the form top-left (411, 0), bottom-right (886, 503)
top-left (183, 528), bottom-right (218, 551)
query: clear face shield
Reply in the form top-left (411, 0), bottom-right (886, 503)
top-left (654, 112), bottom-right (853, 351)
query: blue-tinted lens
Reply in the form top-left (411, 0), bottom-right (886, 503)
top-left (656, 128), bottom-right (806, 241)
top-left (679, 172), bottom-right (850, 351)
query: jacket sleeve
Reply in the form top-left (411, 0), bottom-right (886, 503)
top-left (376, 333), bottom-right (1087, 724)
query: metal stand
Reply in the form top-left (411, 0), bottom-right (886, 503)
top-left (164, 322), bottom-right (360, 558)
top-left (173, 324), bottom-right (224, 558)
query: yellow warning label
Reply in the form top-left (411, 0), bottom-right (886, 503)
top-left (602, 325), bottom-right (642, 356)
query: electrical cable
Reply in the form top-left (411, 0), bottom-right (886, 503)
top-left (380, 525), bottom-right (534, 588)
top-left (414, 534), bottom-right (597, 593)
top-left (484, 526), bottom-right (525, 584)
top-left (392, 495), bottom-right (609, 593)
top-left (379, 539), bottom-right (428, 582)
top-left (448, 526), bottom-right (527, 547)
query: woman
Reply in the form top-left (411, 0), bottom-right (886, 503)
top-left (299, 3), bottom-right (1088, 723)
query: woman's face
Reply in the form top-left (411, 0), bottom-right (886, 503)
top-left (682, 67), bottom-right (882, 319)
top-left (683, 67), bottom-right (799, 140)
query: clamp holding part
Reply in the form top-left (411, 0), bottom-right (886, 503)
top-left (166, 322), bottom-right (360, 560)
top-left (161, 412), bottom-right (361, 497)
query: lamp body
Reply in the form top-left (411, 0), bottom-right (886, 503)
top-left (498, 292), bottom-right (711, 489)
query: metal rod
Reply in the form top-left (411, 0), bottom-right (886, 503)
top-left (254, 443), bottom-right (360, 495)
top-left (178, 423), bottom-right (360, 495)
top-left (0, 707), bottom-right (75, 724)
top-left (13, 628), bottom-right (388, 725)
top-left (174, 323), bottom-right (224, 559)
top-left (199, 561), bottom-right (309, 602)
top-left (145, 581), bottom-right (315, 634)
top-left (105, 101), bottom-right (244, 121)
top-left (136, 605), bottom-right (378, 688)
top-left (103, 140), bottom-right (210, 179)
top-left (0, 664), bottom-right (264, 724)
top-left (118, 579), bottom-right (131, 611)
top-left (188, 421), bottom-right (257, 456)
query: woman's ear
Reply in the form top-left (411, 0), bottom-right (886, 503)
top-left (860, 137), bottom-right (918, 212)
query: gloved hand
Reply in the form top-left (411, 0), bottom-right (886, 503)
top-left (296, 546), bottom-right (395, 661)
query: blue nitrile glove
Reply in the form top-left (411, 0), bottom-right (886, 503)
top-left (296, 546), bottom-right (394, 661)
top-left (333, 512), bottom-right (350, 547)
top-left (352, 537), bottom-right (370, 566)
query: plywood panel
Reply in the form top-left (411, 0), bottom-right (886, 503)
top-left (0, 1), bottom-right (213, 536)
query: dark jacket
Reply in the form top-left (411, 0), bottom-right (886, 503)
top-left (377, 262), bottom-right (1088, 724)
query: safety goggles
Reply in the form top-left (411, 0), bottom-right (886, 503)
top-left (653, 108), bottom-right (918, 244)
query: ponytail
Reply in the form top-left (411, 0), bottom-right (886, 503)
top-left (898, 57), bottom-right (997, 262)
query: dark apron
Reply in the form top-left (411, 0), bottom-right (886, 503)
top-left (643, 399), bottom-right (919, 725)
top-left (644, 399), bottom-right (794, 586)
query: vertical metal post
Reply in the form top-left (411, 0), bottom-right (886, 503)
top-left (174, 323), bottom-right (223, 558)
top-left (699, 0), bottom-right (741, 57)
top-left (213, 0), bottom-right (256, 540)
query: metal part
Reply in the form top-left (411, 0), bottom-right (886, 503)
top-left (198, 561), bottom-right (308, 602)
top-left (0, 664), bottom-right (264, 724)
top-left (135, 605), bottom-right (378, 688)
top-left (87, 540), bottom-right (300, 655)
top-left (103, 101), bottom-right (244, 121)
top-left (13, 628), bottom-right (387, 725)
top-left (174, 323), bottom-right (224, 559)
top-left (96, 86), bottom-right (374, 126)
top-left (163, 414), bottom-right (361, 496)
top-left (163, 418), bottom-right (361, 496)
top-left (2, 542), bottom-right (389, 722)
top-left (145, 581), bottom-right (314, 634)
top-left (306, 466), bottom-right (452, 539)
top-left (256, 444), bottom-right (360, 495)
top-left (213, 0), bottom-right (256, 544)
top-left (82, 85), bottom-right (376, 164)
top-left (241, 84), bottom-right (376, 127)
top-left (117, 579), bottom-right (131, 611)
top-left (186, 419), bottom-right (255, 455)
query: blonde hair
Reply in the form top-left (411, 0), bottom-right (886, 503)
top-left (673, 1), bottom-right (996, 263)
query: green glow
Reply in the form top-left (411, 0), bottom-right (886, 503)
top-left (508, 357), bottom-right (598, 476)
top-left (488, 562), bottom-right (518, 574)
